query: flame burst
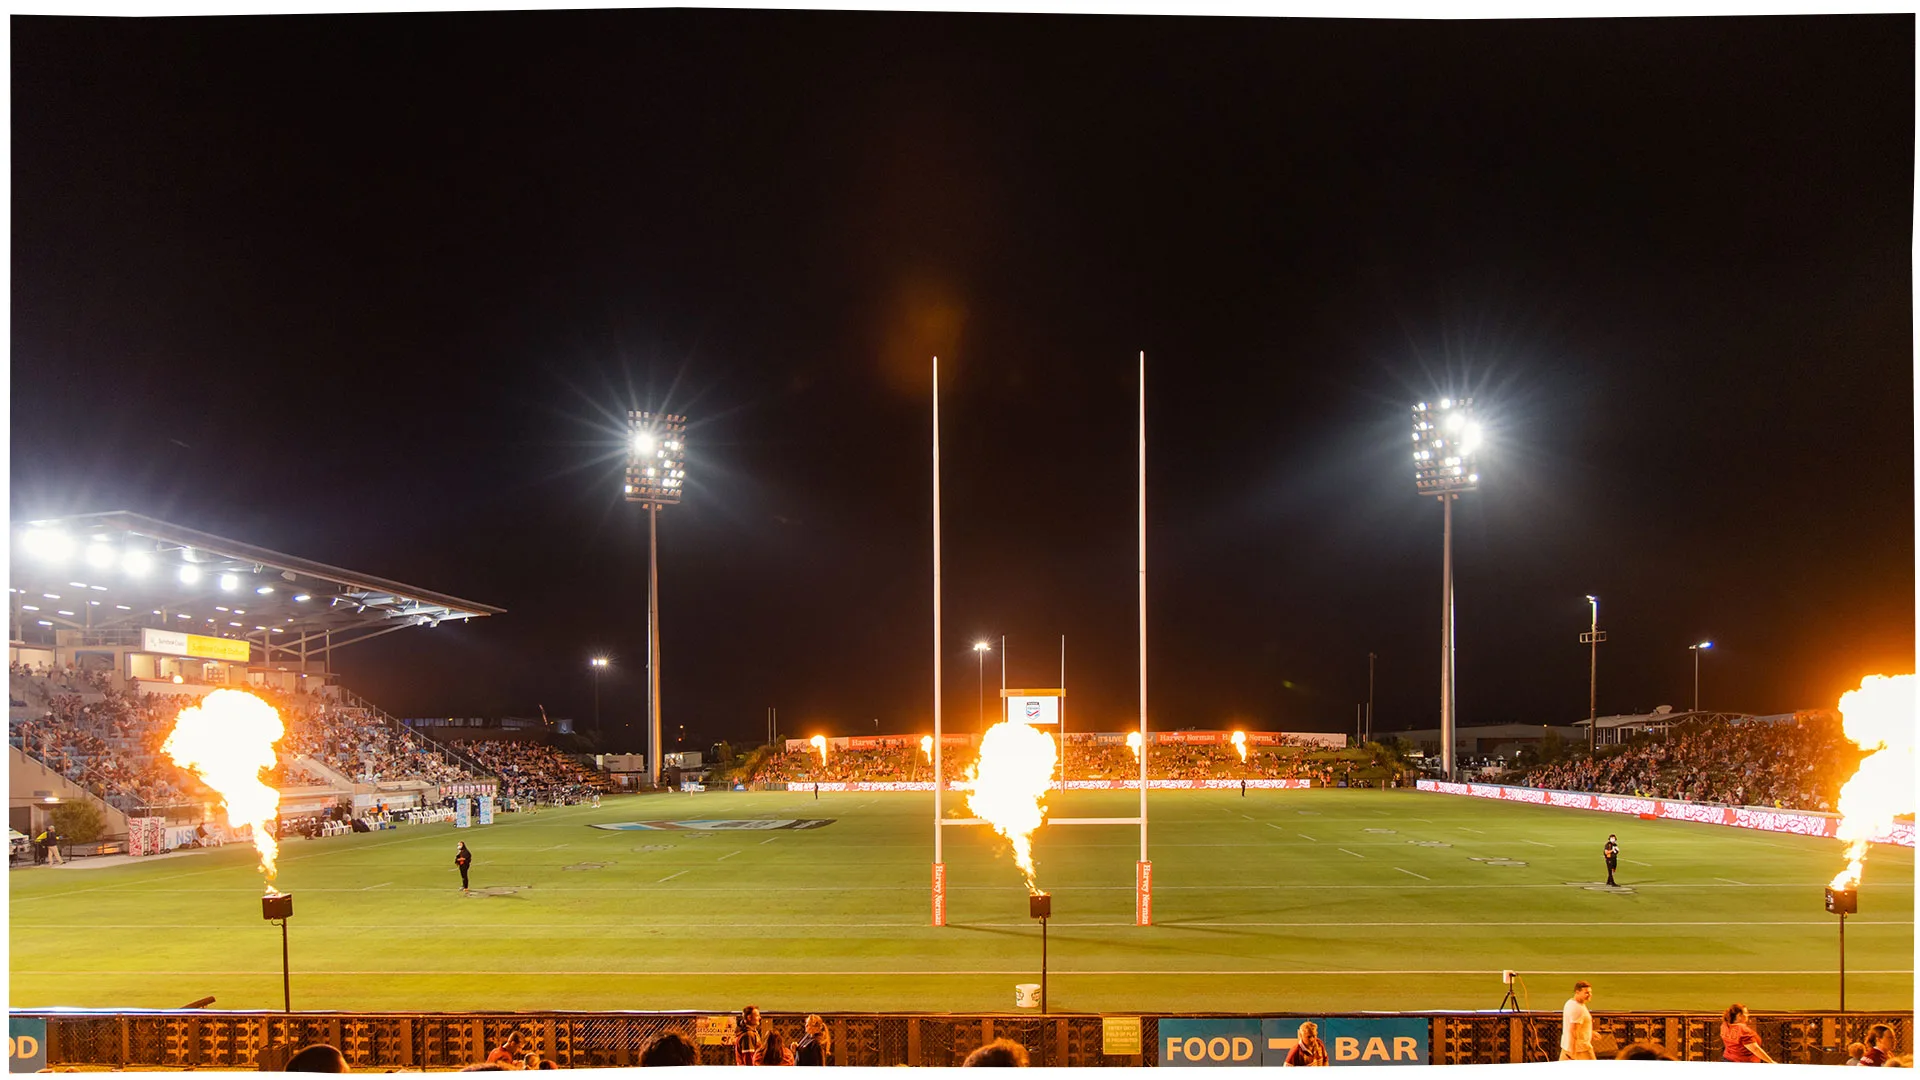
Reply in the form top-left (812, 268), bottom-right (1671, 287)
top-left (956, 720), bottom-right (1059, 892)
top-left (1231, 730), bottom-right (1247, 763)
top-left (1828, 674), bottom-right (1916, 891)
top-left (1126, 730), bottom-right (1143, 761)
top-left (920, 735), bottom-right (933, 761)
top-left (161, 690), bottom-right (286, 885)
top-left (809, 734), bottom-right (828, 767)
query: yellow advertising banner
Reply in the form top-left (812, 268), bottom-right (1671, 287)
top-left (186, 634), bottom-right (251, 662)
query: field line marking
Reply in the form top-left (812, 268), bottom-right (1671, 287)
top-left (37, 881), bottom-right (1903, 894)
top-left (1520, 839), bottom-right (1554, 847)
top-left (1395, 867), bottom-right (1429, 880)
top-left (361, 882), bottom-right (393, 891)
top-left (1337, 848), bottom-right (1365, 859)
top-left (1716, 877), bottom-right (1751, 886)
top-left (22, 968), bottom-right (1912, 977)
top-left (1266, 824), bottom-right (1285, 831)
top-left (1297, 834), bottom-right (1318, 842)
top-left (1625, 860), bottom-right (1653, 867)
top-left (537, 844), bottom-right (571, 851)
top-left (717, 851), bottom-right (741, 862)
top-left (657, 870), bottom-right (689, 883)
top-left (12, 919), bottom-right (1908, 931)
top-left (1457, 827), bottom-right (1484, 833)
top-left (760, 837), bottom-right (780, 844)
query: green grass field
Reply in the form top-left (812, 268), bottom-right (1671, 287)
top-left (8, 788), bottom-right (1912, 1014)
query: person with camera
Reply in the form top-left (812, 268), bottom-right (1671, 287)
top-left (1602, 835), bottom-right (1620, 887)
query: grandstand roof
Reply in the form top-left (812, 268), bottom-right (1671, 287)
top-left (11, 511), bottom-right (503, 656)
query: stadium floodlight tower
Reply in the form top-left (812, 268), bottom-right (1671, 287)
top-left (1412, 397), bottom-right (1482, 782)
top-left (626, 410), bottom-right (687, 788)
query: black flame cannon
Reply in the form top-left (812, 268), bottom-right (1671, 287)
top-left (1825, 885), bottom-right (1856, 1012)
top-left (262, 891), bottom-right (293, 1012)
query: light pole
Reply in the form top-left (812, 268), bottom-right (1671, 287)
top-left (973, 641), bottom-right (991, 733)
top-left (1412, 397), bottom-right (1482, 782)
top-left (1690, 641), bottom-right (1713, 713)
top-left (1366, 652), bottom-right (1376, 744)
top-left (626, 410), bottom-right (687, 788)
top-left (1581, 597), bottom-right (1607, 753)
top-left (589, 656), bottom-right (609, 736)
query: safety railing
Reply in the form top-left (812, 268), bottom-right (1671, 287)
top-left (13, 1009), bottom-right (1907, 1069)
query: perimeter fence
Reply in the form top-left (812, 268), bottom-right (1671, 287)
top-left (14, 1009), bottom-right (1909, 1069)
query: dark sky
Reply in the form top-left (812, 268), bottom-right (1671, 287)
top-left (10, 11), bottom-right (1914, 751)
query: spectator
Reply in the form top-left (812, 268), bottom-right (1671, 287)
top-left (757, 1031), bottom-right (794, 1066)
top-left (486, 1032), bottom-right (528, 1069)
top-left (639, 1033), bottom-right (700, 1067)
top-left (1848, 1042), bottom-right (1869, 1066)
top-left (795, 1016), bottom-right (831, 1067)
top-left (1559, 981), bottom-right (1594, 1061)
top-left (1720, 1004), bottom-right (1775, 1063)
top-left (286, 1044), bottom-right (351, 1072)
top-left (962, 1039), bottom-right (1029, 1067)
top-left (1861, 1024), bottom-right (1897, 1067)
top-left (733, 1007), bottom-right (764, 1067)
top-left (1283, 1021), bottom-right (1328, 1066)
top-left (1616, 1043), bottom-right (1677, 1061)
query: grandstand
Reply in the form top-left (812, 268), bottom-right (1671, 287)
top-left (7, 511), bottom-right (610, 854)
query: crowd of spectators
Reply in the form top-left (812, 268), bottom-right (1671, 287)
top-left (455, 739), bottom-right (612, 805)
top-left (749, 740), bottom-right (1373, 786)
top-left (1518, 713), bottom-right (1860, 811)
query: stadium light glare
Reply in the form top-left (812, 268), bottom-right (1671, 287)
top-left (22, 529), bottom-right (75, 563)
top-left (256, 586), bottom-right (274, 595)
top-left (627, 410), bottom-right (689, 785)
top-left (180, 565), bottom-right (202, 585)
top-left (293, 593), bottom-right (310, 602)
top-left (123, 551), bottom-right (154, 576)
top-left (219, 574), bottom-right (239, 592)
top-left (1412, 396), bottom-right (1482, 782)
top-left (86, 544), bottom-right (116, 569)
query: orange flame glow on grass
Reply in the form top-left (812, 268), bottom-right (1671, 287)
top-left (1126, 730), bottom-right (1143, 761)
top-left (1231, 730), bottom-right (1247, 762)
top-left (1828, 674), bottom-right (1916, 892)
top-left (161, 690), bottom-right (285, 886)
top-left (956, 720), bottom-right (1058, 893)
top-left (809, 734), bottom-right (828, 767)
top-left (920, 735), bottom-right (933, 761)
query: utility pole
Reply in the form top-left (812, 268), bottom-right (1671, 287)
top-left (1366, 652), bottom-right (1377, 744)
top-left (1581, 596), bottom-right (1607, 753)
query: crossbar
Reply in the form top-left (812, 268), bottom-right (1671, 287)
top-left (941, 817), bottom-right (1144, 826)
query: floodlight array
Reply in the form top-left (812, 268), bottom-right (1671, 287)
top-left (1411, 397), bottom-right (1481, 496)
top-left (625, 411), bottom-right (688, 506)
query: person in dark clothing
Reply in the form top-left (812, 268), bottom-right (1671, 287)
top-left (639, 1033), bottom-right (700, 1067)
top-left (286, 1044), bottom-right (350, 1072)
top-left (1602, 834), bottom-right (1620, 887)
top-left (963, 1039), bottom-right (1029, 1067)
top-left (455, 842), bottom-right (473, 891)
top-left (795, 1015), bottom-right (832, 1067)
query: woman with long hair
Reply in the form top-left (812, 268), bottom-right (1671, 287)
top-left (795, 1015), bottom-right (832, 1067)
top-left (757, 1030), bottom-right (795, 1066)
top-left (1719, 1004), bottom-right (1776, 1063)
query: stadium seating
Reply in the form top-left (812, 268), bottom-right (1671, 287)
top-left (1518, 713), bottom-right (1858, 812)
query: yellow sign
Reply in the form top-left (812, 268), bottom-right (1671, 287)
top-left (187, 633), bottom-right (250, 662)
top-left (693, 1015), bottom-right (737, 1047)
top-left (1102, 1016), bottom-right (1142, 1056)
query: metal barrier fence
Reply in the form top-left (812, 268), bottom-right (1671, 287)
top-left (16, 1009), bottom-right (1909, 1069)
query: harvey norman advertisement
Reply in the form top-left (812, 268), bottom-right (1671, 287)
top-left (141, 627), bottom-right (251, 663)
top-left (1416, 780), bottom-right (1915, 847)
top-left (1159, 1018), bottom-right (1427, 1066)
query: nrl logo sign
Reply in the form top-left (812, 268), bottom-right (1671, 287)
top-left (1025, 700), bottom-right (1042, 719)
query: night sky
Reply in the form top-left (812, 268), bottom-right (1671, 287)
top-left (10, 11), bottom-right (1914, 752)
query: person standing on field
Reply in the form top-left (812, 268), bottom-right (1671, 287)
top-left (455, 841), bottom-right (473, 891)
top-left (1560, 981), bottom-right (1595, 1060)
top-left (1603, 834), bottom-right (1620, 887)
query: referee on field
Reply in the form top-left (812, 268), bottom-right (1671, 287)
top-left (1602, 834), bottom-right (1619, 887)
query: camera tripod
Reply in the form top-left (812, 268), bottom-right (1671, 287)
top-left (1498, 973), bottom-right (1522, 1013)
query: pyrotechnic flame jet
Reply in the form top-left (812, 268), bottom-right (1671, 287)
top-left (1231, 730), bottom-right (1247, 763)
top-left (920, 735), bottom-right (933, 761)
top-left (1827, 674), bottom-right (1916, 892)
top-left (956, 720), bottom-right (1059, 893)
top-left (1126, 730), bottom-right (1143, 761)
top-left (809, 734), bottom-right (828, 768)
top-left (161, 689), bottom-right (286, 888)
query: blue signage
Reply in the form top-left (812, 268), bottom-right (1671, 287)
top-left (1157, 1018), bottom-right (1427, 1067)
top-left (10, 1017), bottom-right (47, 1073)
top-left (1159, 1019), bottom-right (1263, 1067)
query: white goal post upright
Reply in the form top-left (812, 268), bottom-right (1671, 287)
top-left (929, 353), bottom-right (1154, 927)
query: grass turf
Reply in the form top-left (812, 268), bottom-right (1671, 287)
top-left (8, 788), bottom-right (1911, 1014)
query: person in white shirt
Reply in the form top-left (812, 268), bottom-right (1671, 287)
top-left (1560, 980), bottom-right (1595, 1060)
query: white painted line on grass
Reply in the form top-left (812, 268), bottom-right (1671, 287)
top-left (1395, 868), bottom-right (1429, 880)
top-left (1337, 848), bottom-right (1365, 859)
top-left (657, 871), bottom-right (689, 883)
top-left (760, 837), bottom-right (780, 845)
top-left (14, 919), bottom-right (1908, 931)
top-left (1457, 827), bottom-right (1484, 833)
top-left (361, 882), bottom-right (392, 891)
top-left (1520, 840), bottom-right (1554, 847)
top-left (24, 968), bottom-right (1911, 977)
top-left (717, 851), bottom-right (741, 862)
top-left (1716, 877), bottom-right (1750, 886)
top-left (1266, 824), bottom-right (1285, 831)
top-left (1625, 860), bottom-right (1652, 867)
top-left (1297, 834), bottom-right (1318, 842)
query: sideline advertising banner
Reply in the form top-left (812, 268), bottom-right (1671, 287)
top-left (9, 1017), bottom-right (46, 1073)
top-left (454, 798), bottom-right (471, 828)
top-left (1417, 780), bottom-right (1914, 847)
top-left (1159, 1019), bottom-right (1262, 1067)
top-left (477, 795), bottom-right (494, 825)
top-left (1160, 1018), bottom-right (1428, 1067)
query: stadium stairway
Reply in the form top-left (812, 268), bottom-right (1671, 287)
top-left (8, 745), bottom-right (131, 840)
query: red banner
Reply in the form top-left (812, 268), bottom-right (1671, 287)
top-left (932, 862), bottom-right (946, 927)
top-left (1416, 781), bottom-right (1915, 847)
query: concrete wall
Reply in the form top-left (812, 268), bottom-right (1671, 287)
top-left (9, 746), bottom-right (132, 839)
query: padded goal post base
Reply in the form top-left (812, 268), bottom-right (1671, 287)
top-left (1136, 860), bottom-right (1152, 925)
top-left (932, 862), bottom-right (946, 926)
